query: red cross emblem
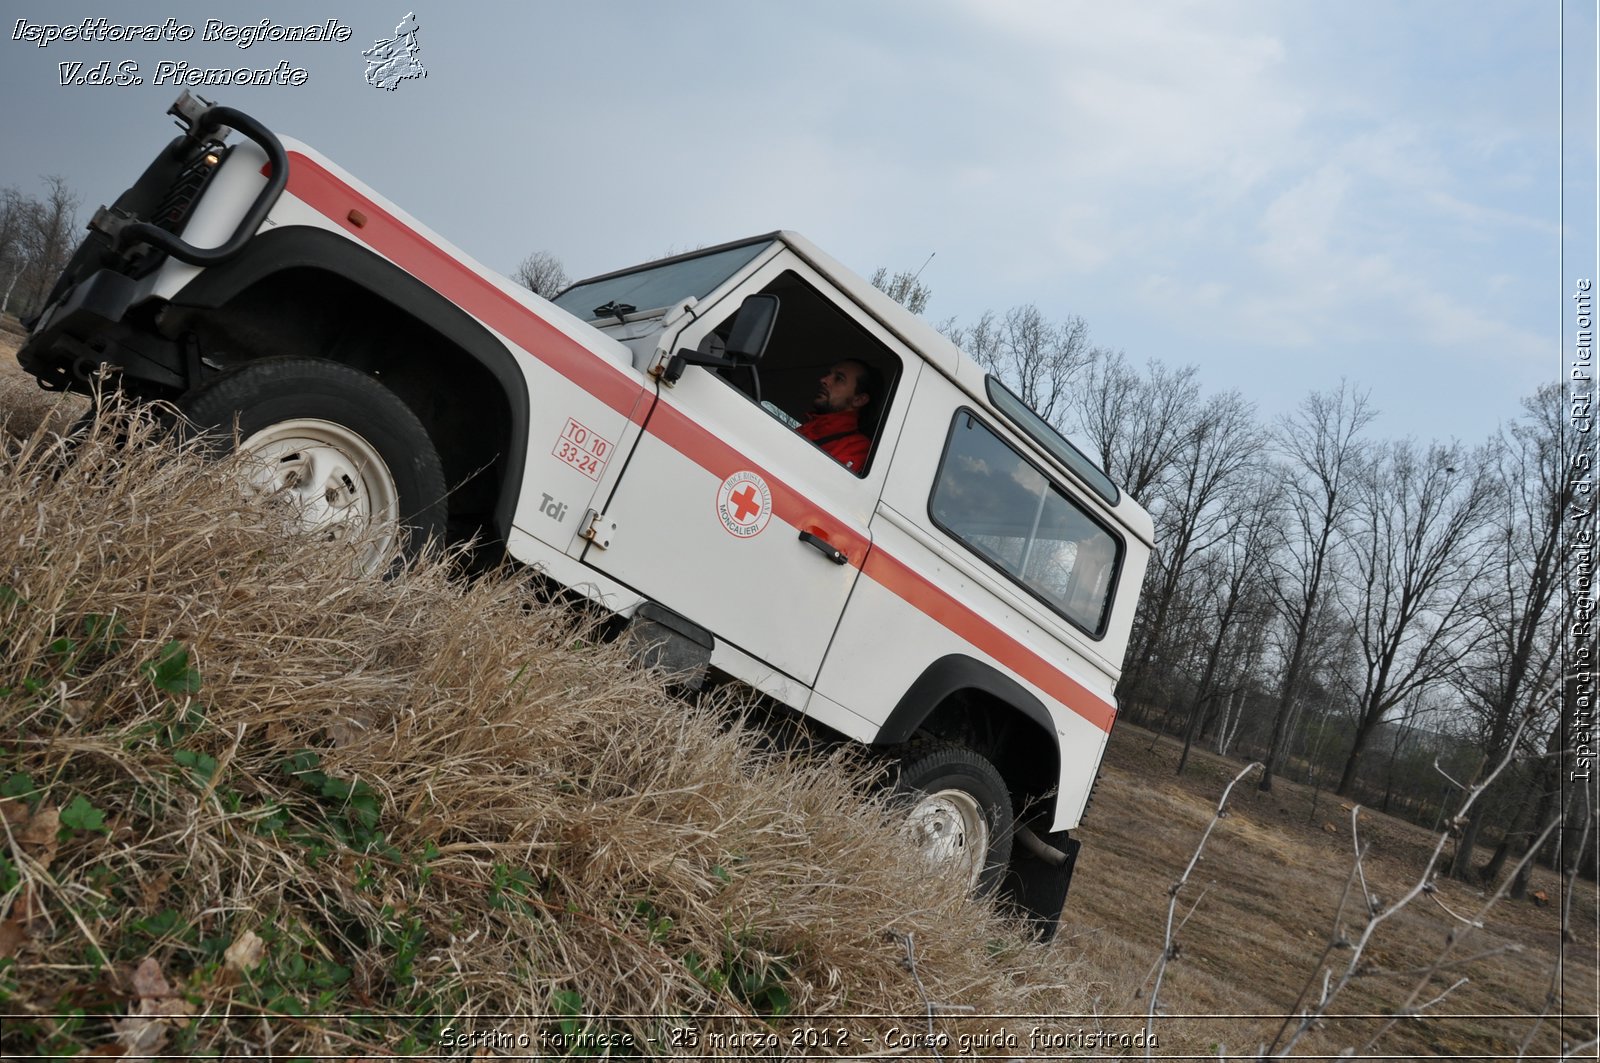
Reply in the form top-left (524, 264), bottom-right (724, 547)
top-left (729, 484), bottom-right (762, 522)
top-left (716, 470), bottom-right (772, 538)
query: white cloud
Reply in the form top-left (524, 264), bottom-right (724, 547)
top-left (957, 0), bottom-right (1305, 188)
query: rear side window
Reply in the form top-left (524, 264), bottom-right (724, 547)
top-left (930, 411), bottom-right (1123, 636)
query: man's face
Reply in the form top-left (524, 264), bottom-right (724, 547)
top-left (813, 362), bottom-right (868, 415)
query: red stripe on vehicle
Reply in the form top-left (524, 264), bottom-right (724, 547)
top-left (862, 549), bottom-right (1116, 733)
top-left (277, 151), bottom-right (1114, 734)
top-left (280, 152), bottom-right (649, 423)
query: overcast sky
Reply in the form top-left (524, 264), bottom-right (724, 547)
top-left (1, 1), bottom-right (1594, 449)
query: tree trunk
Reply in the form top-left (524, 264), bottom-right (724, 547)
top-left (1259, 633), bottom-right (1311, 792)
top-left (1217, 689), bottom-right (1245, 757)
top-left (1491, 714), bottom-right (1569, 887)
top-left (1176, 633), bottom-right (1228, 776)
top-left (1334, 708), bottom-right (1382, 797)
top-left (1258, 688), bottom-right (1294, 792)
top-left (1482, 837), bottom-right (1513, 884)
top-left (1449, 802), bottom-right (1487, 880)
top-left (1509, 804), bottom-right (1563, 900)
top-left (1483, 771), bottom-right (1548, 884)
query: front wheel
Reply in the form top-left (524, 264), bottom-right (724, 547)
top-left (178, 358), bottom-right (447, 572)
top-left (894, 742), bottom-right (1014, 896)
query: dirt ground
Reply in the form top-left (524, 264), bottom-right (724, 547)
top-left (1069, 723), bottom-right (1598, 1058)
top-left (1, 322), bottom-right (1594, 1058)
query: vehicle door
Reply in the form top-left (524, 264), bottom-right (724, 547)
top-left (579, 250), bottom-right (916, 689)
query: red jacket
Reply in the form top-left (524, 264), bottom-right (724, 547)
top-left (797, 409), bottom-right (870, 474)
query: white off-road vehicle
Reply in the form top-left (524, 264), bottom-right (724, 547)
top-left (18, 93), bottom-right (1154, 932)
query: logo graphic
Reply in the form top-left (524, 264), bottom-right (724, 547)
top-left (716, 471), bottom-right (773, 538)
top-left (363, 13), bottom-right (425, 90)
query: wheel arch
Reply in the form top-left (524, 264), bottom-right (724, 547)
top-left (874, 654), bottom-right (1063, 815)
top-left (166, 225), bottom-right (531, 548)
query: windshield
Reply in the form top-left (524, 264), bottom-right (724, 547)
top-left (550, 239), bottom-right (774, 321)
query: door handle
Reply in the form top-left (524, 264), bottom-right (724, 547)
top-left (798, 530), bottom-right (848, 565)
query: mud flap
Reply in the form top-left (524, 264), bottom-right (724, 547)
top-left (623, 601), bottom-right (713, 690)
top-left (1002, 826), bottom-right (1081, 942)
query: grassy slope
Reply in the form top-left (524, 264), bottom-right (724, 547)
top-left (0, 371), bottom-right (1086, 1057)
top-left (0, 327), bottom-right (1592, 1058)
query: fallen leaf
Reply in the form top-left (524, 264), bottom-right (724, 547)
top-left (113, 993), bottom-right (196, 1054)
top-left (325, 710), bottom-right (374, 748)
top-left (224, 929), bottom-right (265, 973)
top-left (0, 797), bottom-right (28, 827)
top-left (10, 884), bottom-right (46, 934)
top-left (58, 698), bottom-right (94, 725)
top-left (130, 956), bottom-right (171, 1000)
top-left (111, 1013), bottom-right (168, 1055)
top-left (0, 916), bottom-right (26, 957)
top-left (150, 995), bottom-right (194, 1029)
top-left (138, 872), bottom-right (172, 911)
top-left (18, 803), bottom-right (59, 869)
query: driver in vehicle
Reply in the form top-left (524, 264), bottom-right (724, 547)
top-left (798, 359), bottom-right (880, 475)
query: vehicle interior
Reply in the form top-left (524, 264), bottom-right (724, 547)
top-left (706, 269), bottom-right (902, 474)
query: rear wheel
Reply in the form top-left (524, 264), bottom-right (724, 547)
top-left (178, 357), bottom-right (447, 571)
top-left (894, 742), bottom-right (1014, 895)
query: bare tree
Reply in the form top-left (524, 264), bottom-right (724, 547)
top-left (940, 309), bottom-right (1001, 371)
top-left (512, 249), bottom-right (570, 300)
top-left (1481, 700), bottom-right (1570, 896)
top-left (1449, 384), bottom-right (1579, 877)
top-left (1259, 383), bottom-right (1376, 792)
top-left (868, 265), bottom-right (932, 315)
top-left (1375, 688), bottom-right (1448, 815)
top-left (1124, 388), bottom-right (1263, 708)
top-left (1071, 351), bottom-right (1200, 501)
top-left (1333, 440), bottom-right (1495, 796)
top-left (17, 176), bottom-right (80, 316)
top-left (956, 305), bottom-right (1093, 428)
top-left (1176, 467), bottom-right (1283, 774)
top-left (0, 187), bottom-right (27, 315)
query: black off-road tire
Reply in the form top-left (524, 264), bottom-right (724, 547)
top-left (178, 357), bottom-right (447, 566)
top-left (893, 741), bottom-right (1015, 896)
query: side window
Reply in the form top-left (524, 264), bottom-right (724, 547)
top-left (930, 411), bottom-right (1123, 636)
top-left (707, 270), bottom-right (901, 477)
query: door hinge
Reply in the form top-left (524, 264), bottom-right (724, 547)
top-left (581, 508), bottom-right (617, 549)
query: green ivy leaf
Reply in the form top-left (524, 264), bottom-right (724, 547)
top-left (173, 749), bottom-right (219, 783)
top-left (0, 774), bottom-right (37, 801)
top-left (60, 795), bottom-right (106, 834)
top-left (142, 641), bottom-right (202, 695)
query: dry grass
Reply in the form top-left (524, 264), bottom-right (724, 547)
top-left (0, 390), bottom-right (1090, 1056)
top-left (2, 326), bottom-right (1594, 1059)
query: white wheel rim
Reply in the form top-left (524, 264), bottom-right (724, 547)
top-left (236, 418), bottom-right (399, 572)
top-left (905, 788), bottom-right (989, 889)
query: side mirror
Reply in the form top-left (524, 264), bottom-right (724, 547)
top-left (662, 294), bottom-right (780, 383)
top-left (723, 293), bottom-right (779, 361)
